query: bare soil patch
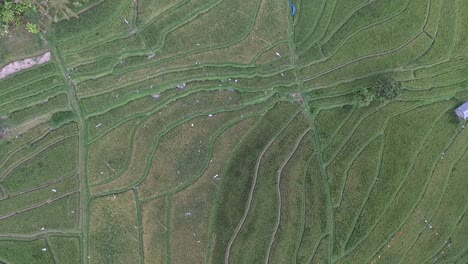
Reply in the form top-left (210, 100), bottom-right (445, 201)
top-left (0, 52), bottom-right (51, 80)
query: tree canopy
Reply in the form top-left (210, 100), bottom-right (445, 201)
top-left (0, 0), bottom-right (37, 35)
top-left (375, 77), bottom-right (402, 101)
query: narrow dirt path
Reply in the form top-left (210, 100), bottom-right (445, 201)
top-left (51, 43), bottom-right (91, 263)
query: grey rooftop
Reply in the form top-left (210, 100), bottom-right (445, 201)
top-left (455, 102), bottom-right (468, 119)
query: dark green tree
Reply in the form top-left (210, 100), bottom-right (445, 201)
top-left (374, 78), bottom-right (402, 101)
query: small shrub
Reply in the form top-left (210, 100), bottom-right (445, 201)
top-left (50, 111), bottom-right (75, 128)
top-left (354, 88), bottom-right (374, 107)
top-left (25, 22), bottom-right (39, 34)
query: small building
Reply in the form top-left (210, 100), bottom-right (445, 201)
top-left (455, 102), bottom-right (468, 119)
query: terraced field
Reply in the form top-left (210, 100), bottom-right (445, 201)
top-left (1, 0), bottom-right (468, 263)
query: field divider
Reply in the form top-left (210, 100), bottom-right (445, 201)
top-left (396, 127), bottom-right (468, 262)
top-left (251, 39), bottom-right (290, 65)
top-left (87, 119), bottom-right (144, 187)
top-left (142, 0), bottom-right (228, 52)
top-left (408, 58), bottom-right (468, 79)
top-left (91, 104), bottom-right (265, 196)
top-left (319, 0), bottom-right (382, 47)
top-left (0, 83), bottom-right (62, 110)
top-left (74, 29), bottom-right (274, 81)
top-left (423, 201), bottom-right (468, 263)
top-left (4, 172), bottom-right (76, 200)
top-left (338, 103), bottom-right (437, 253)
top-left (89, 95), bottom-right (274, 189)
top-left (224, 109), bottom-right (302, 264)
top-left (54, 0), bottom-right (132, 45)
top-left (0, 72), bottom-right (58, 97)
top-left (340, 105), bottom-right (450, 257)
top-left (334, 133), bottom-right (384, 209)
top-left (132, 2), bottom-right (262, 71)
top-left (166, 194), bottom-right (173, 264)
top-left (122, 111), bottom-right (272, 202)
top-left (86, 88), bottom-right (223, 142)
top-left (294, 0), bottom-right (327, 49)
top-left (204, 112), bottom-right (272, 264)
top-left (318, 0), bottom-right (413, 59)
top-left (305, 234), bottom-right (329, 264)
top-left (0, 230), bottom-right (81, 240)
top-left (2, 89), bottom-right (67, 115)
top-left (0, 134), bottom-right (78, 181)
top-left (302, 65), bottom-right (412, 93)
top-left (44, 236), bottom-right (58, 263)
top-left (307, 103), bottom-right (336, 262)
top-left (403, 77), bottom-right (468, 92)
top-left (87, 87), bottom-right (275, 146)
top-left (139, 114), bottom-right (272, 203)
top-left (0, 191), bottom-right (78, 221)
top-left (336, 133), bottom-right (386, 257)
top-left (319, 106), bottom-right (356, 150)
top-left (138, 0), bottom-right (210, 32)
top-left (302, 32), bottom-right (425, 82)
top-left (452, 237), bottom-right (468, 262)
top-left (292, 155), bottom-right (315, 262)
top-left (0, 126), bottom-right (51, 167)
top-left (324, 103), bottom-right (386, 168)
top-left (77, 61), bottom-right (291, 100)
top-left (132, 188), bottom-right (145, 264)
top-left (265, 128), bottom-right (311, 264)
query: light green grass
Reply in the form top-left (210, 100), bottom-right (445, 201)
top-left (2, 136), bottom-right (78, 193)
top-left (48, 236), bottom-right (81, 264)
top-left (89, 191), bottom-right (140, 264)
top-left (0, 239), bottom-right (53, 263)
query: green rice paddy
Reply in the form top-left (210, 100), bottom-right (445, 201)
top-left (1, 0), bottom-right (468, 263)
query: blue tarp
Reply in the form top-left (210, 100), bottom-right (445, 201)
top-left (287, 0), bottom-right (297, 17)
